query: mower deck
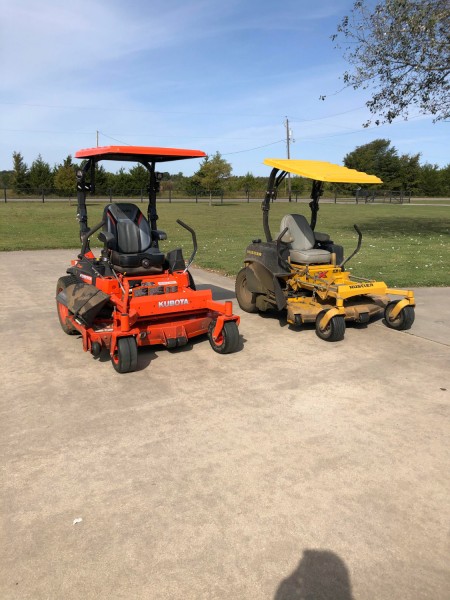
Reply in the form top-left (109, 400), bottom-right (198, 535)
top-left (285, 262), bottom-right (415, 326)
top-left (58, 261), bottom-right (237, 352)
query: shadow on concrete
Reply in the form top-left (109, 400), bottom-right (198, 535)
top-left (274, 550), bottom-right (354, 600)
top-left (196, 283), bottom-right (236, 301)
top-left (93, 345), bottom-right (158, 371)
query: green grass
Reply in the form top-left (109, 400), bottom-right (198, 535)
top-left (1, 201), bottom-right (449, 286)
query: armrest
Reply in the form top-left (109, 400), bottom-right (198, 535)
top-left (314, 231), bottom-right (330, 243)
top-left (98, 230), bottom-right (115, 248)
top-left (152, 229), bottom-right (167, 241)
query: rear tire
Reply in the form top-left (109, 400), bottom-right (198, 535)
top-left (384, 302), bottom-right (415, 330)
top-left (315, 311), bottom-right (345, 342)
top-left (208, 320), bottom-right (239, 354)
top-left (111, 336), bottom-right (138, 373)
top-left (56, 275), bottom-right (78, 334)
top-left (235, 267), bottom-right (258, 313)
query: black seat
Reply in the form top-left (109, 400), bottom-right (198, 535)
top-left (102, 203), bottom-right (165, 274)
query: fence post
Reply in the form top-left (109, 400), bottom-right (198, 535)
top-left (334, 191), bottom-right (337, 204)
top-left (42, 188), bottom-right (45, 203)
top-left (169, 189), bottom-right (172, 203)
top-left (3, 186), bottom-right (6, 203)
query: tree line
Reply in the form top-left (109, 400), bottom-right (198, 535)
top-left (1, 140), bottom-right (449, 197)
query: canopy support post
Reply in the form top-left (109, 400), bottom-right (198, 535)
top-left (309, 180), bottom-right (323, 231)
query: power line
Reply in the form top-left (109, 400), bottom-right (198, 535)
top-left (0, 127), bottom-right (287, 143)
top-left (221, 139), bottom-right (284, 156)
top-left (98, 131), bottom-right (131, 146)
top-left (96, 131), bottom-right (286, 156)
top-left (0, 101), bottom-right (368, 123)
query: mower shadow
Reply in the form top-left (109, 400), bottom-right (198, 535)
top-left (258, 309), bottom-right (290, 329)
top-left (196, 283), bottom-right (236, 301)
top-left (95, 345), bottom-right (158, 371)
top-left (136, 347), bottom-right (159, 370)
top-left (259, 309), bottom-right (384, 333)
top-left (167, 330), bottom-right (246, 354)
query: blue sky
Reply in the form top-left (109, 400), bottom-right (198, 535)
top-left (1, 0), bottom-right (448, 176)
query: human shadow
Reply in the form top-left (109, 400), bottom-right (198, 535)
top-left (274, 550), bottom-right (354, 600)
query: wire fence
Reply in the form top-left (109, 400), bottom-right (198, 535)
top-left (2, 186), bottom-right (414, 204)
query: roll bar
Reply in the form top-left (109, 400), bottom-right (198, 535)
top-left (261, 168), bottom-right (323, 242)
top-left (75, 157), bottom-right (162, 251)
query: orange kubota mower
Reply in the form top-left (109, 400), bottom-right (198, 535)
top-left (56, 146), bottom-right (240, 373)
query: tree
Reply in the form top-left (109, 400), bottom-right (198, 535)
top-left (113, 168), bottom-right (132, 195)
top-left (129, 164), bottom-right (149, 192)
top-left (29, 154), bottom-right (53, 191)
top-left (290, 176), bottom-right (306, 197)
top-left (417, 163), bottom-right (442, 196)
top-left (439, 164), bottom-right (450, 196)
top-left (192, 152), bottom-right (232, 204)
top-left (0, 170), bottom-right (13, 188)
top-left (94, 164), bottom-right (109, 194)
top-left (397, 152), bottom-right (421, 193)
top-left (54, 155), bottom-right (76, 194)
top-left (241, 172), bottom-right (257, 199)
top-left (11, 151), bottom-right (29, 193)
top-left (344, 138), bottom-right (420, 190)
top-left (344, 139), bottom-right (399, 181)
top-left (330, 0), bottom-right (450, 125)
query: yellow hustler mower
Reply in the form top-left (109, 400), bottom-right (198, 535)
top-left (235, 158), bottom-right (415, 341)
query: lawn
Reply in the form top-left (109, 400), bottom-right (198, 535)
top-left (1, 201), bottom-right (449, 287)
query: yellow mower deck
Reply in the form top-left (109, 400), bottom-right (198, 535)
top-left (285, 262), bottom-right (415, 328)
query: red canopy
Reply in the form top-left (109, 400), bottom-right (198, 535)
top-left (75, 145), bottom-right (206, 163)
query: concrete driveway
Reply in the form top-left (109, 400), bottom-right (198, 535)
top-left (1, 250), bottom-right (449, 600)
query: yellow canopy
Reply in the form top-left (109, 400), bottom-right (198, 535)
top-left (264, 158), bottom-right (383, 184)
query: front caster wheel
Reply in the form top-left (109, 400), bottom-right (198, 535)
top-left (315, 312), bottom-right (345, 342)
top-left (91, 342), bottom-right (102, 358)
top-left (111, 336), bottom-right (138, 373)
top-left (384, 302), bottom-right (415, 330)
top-left (208, 320), bottom-right (239, 354)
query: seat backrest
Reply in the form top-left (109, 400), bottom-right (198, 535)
top-left (280, 214), bottom-right (315, 251)
top-left (103, 203), bottom-right (151, 254)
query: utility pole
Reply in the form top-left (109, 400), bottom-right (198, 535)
top-left (285, 117), bottom-right (292, 202)
top-left (96, 130), bottom-right (99, 147)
